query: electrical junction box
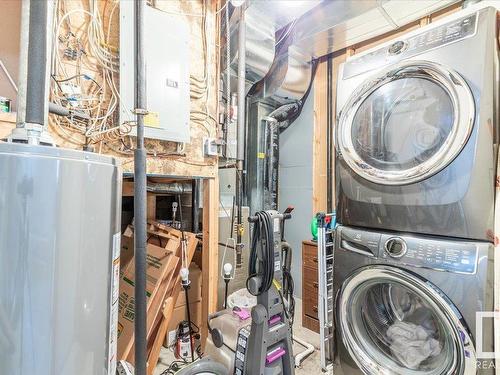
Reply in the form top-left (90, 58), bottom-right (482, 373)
top-left (120, 3), bottom-right (191, 142)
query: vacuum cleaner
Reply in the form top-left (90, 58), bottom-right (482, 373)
top-left (202, 208), bottom-right (296, 375)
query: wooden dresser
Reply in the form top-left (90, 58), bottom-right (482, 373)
top-left (302, 240), bottom-right (319, 333)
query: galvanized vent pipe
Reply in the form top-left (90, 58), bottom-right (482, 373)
top-left (134, 0), bottom-right (148, 374)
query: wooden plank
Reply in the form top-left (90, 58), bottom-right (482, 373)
top-left (312, 57), bottom-right (328, 215)
top-left (0, 112), bottom-right (16, 140)
top-left (201, 176), bottom-right (219, 347)
top-left (122, 181), bottom-right (134, 197)
top-left (147, 194), bottom-right (156, 221)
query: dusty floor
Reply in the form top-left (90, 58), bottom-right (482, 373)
top-left (154, 298), bottom-right (330, 374)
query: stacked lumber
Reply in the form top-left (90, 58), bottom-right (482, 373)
top-left (117, 221), bottom-right (199, 374)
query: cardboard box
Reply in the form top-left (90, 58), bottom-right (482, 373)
top-left (117, 242), bottom-right (175, 359)
top-left (175, 263), bottom-right (202, 308)
top-left (165, 300), bottom-right (202, 347)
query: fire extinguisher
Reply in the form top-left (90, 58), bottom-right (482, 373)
top-left (175, 320), bottom-right (194, 360)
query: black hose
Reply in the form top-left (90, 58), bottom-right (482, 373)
top-left (247, 211), bottom-right (275, 296)
top-left (224, 279), bottom-right (230, 309)
top-left (184, 285), bottom-right (195, 363)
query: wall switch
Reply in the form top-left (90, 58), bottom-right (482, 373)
top-left (204, 137), bottom-right (218, 157)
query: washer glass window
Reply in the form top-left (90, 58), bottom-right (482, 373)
top-left (351, 77), bottom-right (454, 171)
top-left (352, 280), bottom-right (454, 373)
top-left (337, 267), bottom-right (475, 375)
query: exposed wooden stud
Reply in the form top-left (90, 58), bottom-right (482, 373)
top-left (201, 176), bottom-right (219, 347)
top-left (312, 57), bottom-right (328, 214)
top-left (147, 193), bottom-right (156, 221)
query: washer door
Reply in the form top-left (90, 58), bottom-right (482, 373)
top-left (337, 60), bottom-right (475, 185)
top-left (337, 266), bottom-right (476, 375)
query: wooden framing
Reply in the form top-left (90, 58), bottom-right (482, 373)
top-left (201, 176), bottom-right (219, 347)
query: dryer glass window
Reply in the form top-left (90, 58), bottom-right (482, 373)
top-left (351, 77), bottom-right (454, 171)
top-left (347, 279), bottom-right (457, 373)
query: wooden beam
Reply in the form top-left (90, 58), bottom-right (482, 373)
top-left (122, 181), bottom-right (134, 197)
top-left (147, 193), bottom-right (156, 221)
top-left (0, 112), bottom-right (16, 140)
top-left (201, 176), bottom-right (219, 347)
top-left (312, 57), bottom-right (328, 214)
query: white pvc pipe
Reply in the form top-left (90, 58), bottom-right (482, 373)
top-left (293, 337), bottom-right (315, 368)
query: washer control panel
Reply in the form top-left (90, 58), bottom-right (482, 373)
top-left (343, 12), bottom-right (478, 79)
top-left (338, 226), bottom-right (479, 274)
top-left (380, 234), bottom-right (478, 274)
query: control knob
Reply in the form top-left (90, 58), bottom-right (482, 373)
top-left (384, 237), bottom-right (407, 258)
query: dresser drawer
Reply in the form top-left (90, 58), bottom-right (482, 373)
top-left (303, 285), bottom-right (319, 319)
top-left (302, 242), bottom-right (318, 271)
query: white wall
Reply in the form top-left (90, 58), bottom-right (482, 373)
top-left (278, 89), bottom-right (314, 299)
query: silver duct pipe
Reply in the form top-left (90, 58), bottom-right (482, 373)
top-left (134, 0), bottom-right (148, 374)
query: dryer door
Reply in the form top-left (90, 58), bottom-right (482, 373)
top-left (337, 266), bottom-right (476, 375)
top-left (337, 60), bottom-right (475, 185)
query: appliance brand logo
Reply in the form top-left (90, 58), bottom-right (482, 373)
top-left (475, 311), bottom-right (498, 370)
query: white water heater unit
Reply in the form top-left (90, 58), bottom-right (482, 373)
top-left (0, 142), bottom-right (122, 375)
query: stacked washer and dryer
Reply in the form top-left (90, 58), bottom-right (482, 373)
top-left (333, 7), bottom-right (498, 375)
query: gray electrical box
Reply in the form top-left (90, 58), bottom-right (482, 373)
top-left (120, 3), bottom-right (190, 142)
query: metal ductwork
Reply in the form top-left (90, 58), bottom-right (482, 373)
top-left (222, 6), bottom-right (275, 93)
top-left (292, 0), bottom-right (461, 59)
top-left (252, 45), bottom-right (312, 104)
top-left (222, 1), bottom-right (319, 102)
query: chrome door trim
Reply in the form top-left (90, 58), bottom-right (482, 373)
top-left (337, 60), bottom-right (475, 185)
top-left (337, 265), bottom-right (477, 375)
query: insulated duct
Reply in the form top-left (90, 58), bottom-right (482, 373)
top-left (25, 0), bottom-right (46, 127)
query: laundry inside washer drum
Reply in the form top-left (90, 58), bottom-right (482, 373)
top-left (348, 280), bottom-right (456, 373)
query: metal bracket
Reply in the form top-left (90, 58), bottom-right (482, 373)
top-left (132, 108), bottom-right (149, 115)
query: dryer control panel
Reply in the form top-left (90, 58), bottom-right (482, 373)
top-left (343, 12), bottom-right (478, 79)
top-left (338, 226), bottom-right (480, 274)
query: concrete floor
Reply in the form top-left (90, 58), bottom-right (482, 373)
top-left (154, 298), bottom-right (331, 374)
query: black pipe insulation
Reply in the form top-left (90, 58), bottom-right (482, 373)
top-left (134, 0), bottom-right (148, 374)
top-left (191, 180), bottom-right (200, 233)
top-left (25, 0), bottom-right (47, 126)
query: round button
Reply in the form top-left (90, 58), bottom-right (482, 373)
top-left (388, 41), bottom-right (407, 55)
top-left (384, 237), bottom-right (407, 258)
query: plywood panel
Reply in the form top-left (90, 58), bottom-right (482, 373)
top-left (16, 0), bottom-right (221, 179)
